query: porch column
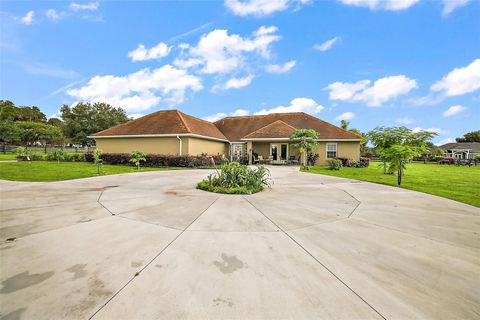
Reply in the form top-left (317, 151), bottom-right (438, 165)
top-left (247, 141), bottom-right (253, 165)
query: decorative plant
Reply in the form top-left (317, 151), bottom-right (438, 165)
top-left (290, 128), bottom-right (319, 169)
top-left (93, 148), bottom-right (103, 175)
top-left (197, 162), bottom-right (272, 194)
top-left (47, 149), bottom-right (66, 163)
top-left (129, 150), bottom-right (146, 170)
top-left (327, 159), bottom-right (342, 171)
top-left (14, 146), bottom-right (31, 161)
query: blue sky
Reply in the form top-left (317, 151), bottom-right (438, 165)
top-left (1, 0), bottom-right (479, 145)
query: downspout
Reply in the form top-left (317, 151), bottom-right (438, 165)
top-left (229, 142), bottom-right (233, 162)
top-left (176, 136), bottom-right (182, 155)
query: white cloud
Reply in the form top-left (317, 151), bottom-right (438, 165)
top-left (334, 112), bottom-right (355, 121)
top-left (212, 75), bottom-right (254, 92)
top-left (203, 109), bottom-right (250, 122)
top-left (67, 64), bottom-right (203, 112)
top-left (438, 137), bottom-right (455, 145)
top-left (442, 0), bottom-right (471, 16)
top-left (314, 37), bottom-right (339, 52)
top-left (224, 0), bottom-right (310, 17)
top-left (337, 0), bottom-right (419, 11)
top-left (128, 42), bottom-right (171, 62)
top-left (70, 1), bottom-right (99, 11)
top-left (175, 26), bottom-right (281, 75)
top-left (395, 117), bottom-right (414, 125)
top-left (46, 9), bottom-right (63, 22)
top-left (431, 59), bottom-right (480, 96)
top-left (255, 97), bottom-right (324, 115)
top-left (443, 104), bottom-right (467, 117)
top-left (128, 113), bottom-right (144, 120)
top-left (411, 127), bottom-right (443, 134)
top-left (18, 10), bottom-right (35, 25)
top-left (230, 108), bottom-right (250, 116)
top-left (265, 60), bottom-right (296, 74)
top-left (325, 75), bottom-right (417, 107)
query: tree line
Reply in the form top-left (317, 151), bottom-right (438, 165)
top-left (0, 100), bottom-right (129, 148)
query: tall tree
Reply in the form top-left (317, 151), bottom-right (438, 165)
top-left (290, 128), bottom-right (319, 169)
top-left (340, 120), bottom-right (350, 130)
top-left (61, 102), bottom-right (129, 145)
top-left (15, 106), bottom-right (47, 122)
top-left (368, 127), bottom-right (436, 185)
top-left (455, 130), bottom-right (480, 143)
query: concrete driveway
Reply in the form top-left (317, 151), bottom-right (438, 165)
top-left (1, 166), bottom-right (479, 319)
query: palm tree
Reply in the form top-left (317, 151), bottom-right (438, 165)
top-left (290, 128), bottom-right (319, 169)
top-left (340, 120), bottom-right (350, 130)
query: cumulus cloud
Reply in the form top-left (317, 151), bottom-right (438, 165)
top-left (443, 105), bottom-right (467, 117)
top-left (431, 59), bottom-right (480, 96)
top-left (128, 42), bottom-right (171, 62)
top-left (70, 1), bottom-right (99, 11)
top-left (175, 26), bottom-right (281, 75)
top-left (411, 127), bottom-right (443, 134)
top-left (395, 117), bottom-right (414, 125)
top-left (438, 137), bottom-right (455, 145)
top-left (314, 37), bottom-right (339, 52)
top-left (265, 60), bottom-right (296, 74)
top-left (203, 108), bottom-right (250, 122)
top-left (325, 75), bottom-right (417, 107)
top-left (442, 0), bottom-right (471, 16)
top-left (18, 10), bottom-right (34, 25)
top-left (334, 112), bottom-right (355, 121)
top-left (212, 75), bottom-right (254, 92)
top-left (224, 0), bottom-right (310, 17)
top-left (337, 0), bottom-right (419, 11)
top-left (67, 65), bottom-right (203, 112)
top-left (255, 97), bottom-right (324, 115)
top-left (46, 9), bottom-right (63, 22)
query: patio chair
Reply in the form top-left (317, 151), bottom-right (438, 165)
top-left (288, 155), bottom-right (299, 165)
top-left (252, 154), bottom-right (260, 164)
top-left (265, 155), bottom-right (273, 164)
top-left (258, 155), bottom-right (264, 164)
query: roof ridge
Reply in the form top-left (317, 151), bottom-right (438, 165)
top-left (175, 110), bottom-right (191, 133)
top-left (215, 112), bottom-right (308, 122)
top-left (300, 112), bottom-right (360, 138)
top-left (241, 119), bottom-right (298, 139)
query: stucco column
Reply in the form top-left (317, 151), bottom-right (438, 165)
top-left (247, 141), bottom-right (253, 165)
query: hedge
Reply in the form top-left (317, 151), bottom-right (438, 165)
top-left (85, 153), bottom-right (227, 168)
top-left (334, 157), bottom-right (370, 168)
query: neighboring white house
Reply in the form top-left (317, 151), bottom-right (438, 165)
top-left (439, 142), bottom-right (480, 160)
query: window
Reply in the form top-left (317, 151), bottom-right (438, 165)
top-left (326, 143), bottom-right (337, 159)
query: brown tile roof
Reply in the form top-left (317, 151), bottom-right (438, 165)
top-left (93, 110), bottom-right (227, 140)
top-left (242, 120), bottom-right (297, 139)
top-left (214, 112), bottom-right (360, 141)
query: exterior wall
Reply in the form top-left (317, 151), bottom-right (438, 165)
top-left (314, 141), bottom-right (360, 165)
top-left (186, 137), bottom-right (228, 156)
top-left (95, 137), bottom-right (182, 155)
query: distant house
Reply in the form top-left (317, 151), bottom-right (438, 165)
top-left (439, 142), bottom-right (480, 160)
top-left (90, 110), bottom-right (361, 165)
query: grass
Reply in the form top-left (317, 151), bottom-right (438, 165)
top-left (0, 161), bottom-right (182, 182)
top-left (0, 154), bottom-right (17, 161)
top-left (305, 162), bottom-right (480, 207)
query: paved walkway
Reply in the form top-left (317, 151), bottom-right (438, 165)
top-left (0, 167), bottom-right (479, 319)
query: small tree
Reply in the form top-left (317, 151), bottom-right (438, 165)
top-left (130, 150), bottom-right (146, 170)
top-left (368, 127), bottom-right (436, 185)
top-left (290, 129), bottom-right (319, 169)
top-left (48, 149), bottom-right (66, 164)
top-left (93, 148), bottom-right (103, 175)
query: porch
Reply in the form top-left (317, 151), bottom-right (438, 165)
top-left (248, 141), bottom-right (300, 165)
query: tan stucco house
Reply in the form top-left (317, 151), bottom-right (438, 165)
top-left (91, 110), bottom-right (361, 165)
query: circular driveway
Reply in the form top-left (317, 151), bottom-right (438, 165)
top-left (1, 166), bottom-right (479, 319)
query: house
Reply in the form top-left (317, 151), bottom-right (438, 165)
top-left (439, 142), bottom-right (480, 160)
top-left (90, 110), bottom-right (361, 165)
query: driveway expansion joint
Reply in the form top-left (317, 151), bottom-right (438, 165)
top-left (242, 195), bottom-right (387, 320)
top-left (88, 196), bottom-right (220, 320)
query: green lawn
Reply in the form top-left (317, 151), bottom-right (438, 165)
top-left (305, 162), bottom-right (480, 207)
top-left (0, 154), bottom-right (16, 161)
top-left (0, 161), bottom-right (182, 182)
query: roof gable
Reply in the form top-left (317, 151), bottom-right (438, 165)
top-left (214, 112), bottom-right (360, 141)
top-left (440, 142), bottom-right (480, 152)
top-left (242, 120), bottom-right (297, 139)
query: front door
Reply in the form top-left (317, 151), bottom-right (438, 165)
top-left (280, 144), bottom-right (288, 161)
top-left (271, 144), bottom-right (278, 161)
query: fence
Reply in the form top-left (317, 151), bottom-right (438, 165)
top-left (1, 145), bottom-right (94, 154)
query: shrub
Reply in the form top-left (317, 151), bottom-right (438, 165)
top-left (327, 159), bottom-right (342, 170)
top-left (333, 157), bottom-right (369, 168)
top-left (130, 150), bottom-right (146, 170)
top-left (14, 147), bottom-right (31, 161)
top-left (93, 148), bottom-right (104, 175)
top-left (30, 153), bottom-right (47, 161)
top-left (307, 153), bottom-right (319, 166)
top-left (70, 153), bottom-right (85, 162)
top-left (359, 157), bottom-right (370, 168)
top-left (47, 149), bottom-right (67, 163)
top-left (334, 157), bottom-right (350, 167)
top-left (432, 155), bottom-right (444, 162)
top-left (197, 162), bottom-right (271, 194)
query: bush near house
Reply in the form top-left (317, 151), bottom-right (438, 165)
top-left (85, 153), bottom-right (227, 168)
top-left (334, 157), bottom-right (370, 168)
top-left (327, 159), bottom-right (343, 170)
